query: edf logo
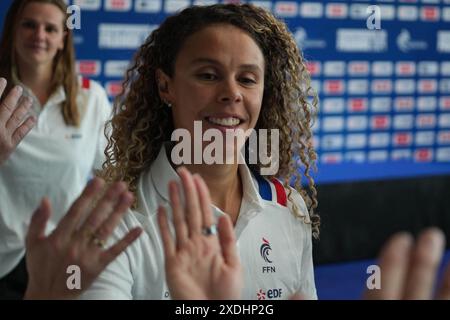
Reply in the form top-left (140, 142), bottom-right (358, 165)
top-left (257, 288), bottom-right (283, 300)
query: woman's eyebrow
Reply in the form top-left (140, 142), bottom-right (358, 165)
top-left (190, 58), bottom-right (263, 73)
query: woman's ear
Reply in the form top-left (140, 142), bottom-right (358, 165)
top-left (156, 69), bottom-right (172, 103)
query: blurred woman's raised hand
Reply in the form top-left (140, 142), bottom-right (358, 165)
top-left (24, 178), bottom-right (142, 299)
top-left (0, 78), bottom-right (35, 165)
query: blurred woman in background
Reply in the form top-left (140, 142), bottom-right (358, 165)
top-left (0, 0), bottom-right (111, 299)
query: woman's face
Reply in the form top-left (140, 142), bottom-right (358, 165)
top-left (159, 23), bottom-right (265, 160)
top-left (14, 2), bottom-right (66, 70)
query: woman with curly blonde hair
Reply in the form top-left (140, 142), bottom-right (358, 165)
top-left (83, 3), bottom-right (320, 300)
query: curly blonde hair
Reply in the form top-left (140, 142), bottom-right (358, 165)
top-left (102, 4), bottom-right (320, 238)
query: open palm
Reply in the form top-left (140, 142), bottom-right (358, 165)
top-left (157, 167), bottom-right (242, 300)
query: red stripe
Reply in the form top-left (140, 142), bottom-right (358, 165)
top-left (271, 178), bottom-right (287, 207)
top-left (82, 77), bottom-right (90, 89)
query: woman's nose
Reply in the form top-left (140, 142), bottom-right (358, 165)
top-left (217, 79), bottom-right (243, 104)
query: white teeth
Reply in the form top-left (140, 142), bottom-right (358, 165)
top-left (208, 117), bottom-right (241, 127)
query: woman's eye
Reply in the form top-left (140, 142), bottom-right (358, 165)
top-left (198, 73), bottom-right (217, 81)
top-left (46, 26), bottom-right (57, 33)
top-left (22, 21), bottom-right (35, 29)
top-left (240, 77), bottom-right (257, 84)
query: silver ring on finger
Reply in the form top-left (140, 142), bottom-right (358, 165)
top-left (201, 224), bottom-right (217, 236)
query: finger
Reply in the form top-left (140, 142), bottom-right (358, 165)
top-left (217, 215), bottom-right (239, 268)
top-left (364, 232), bottom-right (413, 300)
top-left (436, 263), bottom-right (450, 300)
top-left (169, 180), bottom-right (188, 249)
top-left (5, 96), bottom-right (33, 132)
top-left (26, 198), bottom-right (52, 246)
top-left (193, 174), bottom-right (214, 229)
top-left (11, 116), bottom-right (35, 146)
top-left (404, 228), bottom-right (445, 300)
top-left (177, 167), bottom-right (201, 235)
top-left (0, 78), bottom-right (6, 99)
top-left (79, 181), bottom-right (128, 236)
top-left (91, 191), bottom-right (134, 244)
top-left (101, 227), bottom-right (142, 266)
top-left (53, 178), bottom-right (105, 239)
top-left (157, 205), bottom-right (175, 258)
top-left (0, 85), bottom-right (23, 122)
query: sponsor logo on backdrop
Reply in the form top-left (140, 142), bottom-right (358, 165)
top-left (393, 132), bottom-right (413, 146)
top-left (105, 81), bottom-right (123, 97)
top-left (337, 29), bottom-right (387, 52)
top-left (414, 148), bottom-right (433, 162)
top-left (416, 114), bottom-right (437, 129)
top-left (345, 151), bottom-right (366, 163)
top-left (369, 133), bottom-right (390, 148)
top-left (418, 61), bottom-right (439, 76)
top-left (76, 60), bottom-right (101, 76)
top-left (99, 24), bottom-right (156, 49)
top-left (274, 1), bottom-right (298, 17)
top-left (323, 80), bottom-right (345, 95)
top-left (346, 134), bottom-right (366, 149)
top-left (397, 5), bottom-right (419, 21)
top-left (323, 117), bottom-right (344, 132)
top-left (437, 147), bottom-right (450, 161)
top-left (348, 98), bottom-right (368, 113)
top-left (437, 31), bottom-right (450, 53)
top-left (393, 115), bottom-right (414, 130)
top-left (417, 97), bottom-right (437, 111)
top-left (415, 131), bottom-right (435, 146)
top-left (441, 62), bottom-right (450, 76)
top-left (323, 98), bottom-right (345, 114)
top-left (438, 131), bottom-right (450, 144)
top-left (249, 1), bottom-right (272, 11)
top-left (348, 61), bottom-right (370, 76)
top-left (321, 152), bottom-right (343, 164)
top-left (372, 79), bottom-right (392, 94)
top-left (348, 80), bottom-right (369, 95)
top-left (135, 0), bottom-right (162, 13)
top-left (300, 2), bottom-right (323, 18)
top-left (347, 116), bottom-right (368, 131)
top-left (372, 61), bottom-right (393, 77)
top-left (305, 61), bottom-right (321, 76)
top-left (439, 114), bottom-right (450, 128)
top-left (379, 5), bottom-right (396, 20)
top-left (324, 61), bottom-right (346, 77)
top-left (73, 0), bottom-right (101, 10)
top-left (391, 149), bottom-right (412, 161)
top-left (371, 97), bottom-right (391, 113)
top-left (326, 3), bottom-right (348, 19)
top-left (104, 0), bottom-right (132, 11)
top-left (418, 79), bottom-right (438, 94)
top-left (104, 60), bottom-right (129, 77)
top-left (397, 29), bottom-right (428, 52)
top-left (396, 61), bottom-right (416, 76)
top-left (420, 6), bottom-right (440, 21)
top-left (394, 97), bottom-right (415, 112)
top-left (321, 135), bottom-right (344, 150)
top-left (371, 115), bottom-right (390, 130)
top-left (164, 0), bottom-right (190, 13)
top-left (369, 150), bottom-right (388, 162)
top-left (294, 28), bottom-right (326, 49)
top-left (440, 97), bottom-right (450, 110)
top-left (395, 79), bottom-right (415, 94)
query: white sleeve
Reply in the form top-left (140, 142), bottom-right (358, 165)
top-left (298, 223), bottom-right (318, 300)
top-left (288, 188), bottom-right (317, 300)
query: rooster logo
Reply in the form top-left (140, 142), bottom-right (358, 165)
top-left (260, 238), bottom-right (272, 263)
